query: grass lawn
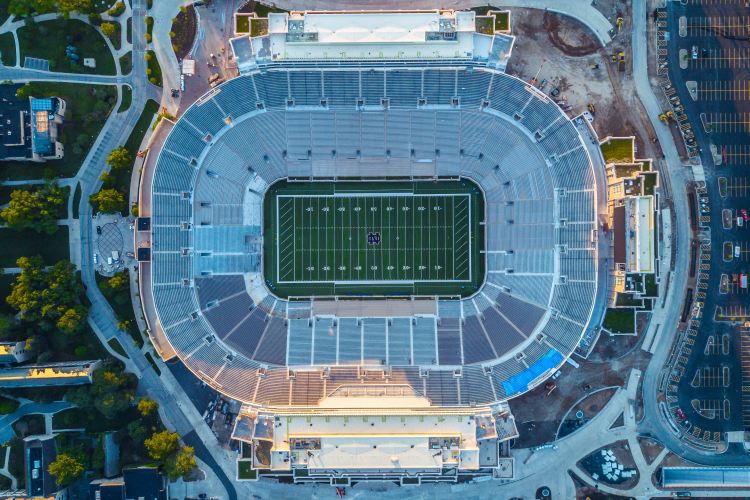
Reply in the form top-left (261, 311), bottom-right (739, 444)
top-left (238, 461), bottom-right (257, 479)
top-left (602, 308), bottom-right (635, 334)
top-left (125, 99), bottom-right (159, 156)
top-left (0, 83), bottom-right (117, 181)
top-left (600, 137), bottom-right (634, 164)
top-left (119, 52), bottom-right (132, 75)
top-left (96, 273), bottom-right (143, 347)
top-left (0, 32), bottom-right (15, 66)
top-left (0, 0), bottom-right (11, 24)
top-left (127, 17), bottom-right (132, 44)
top-left (146, 50), bottom-right (162, 86)
top-left (8, 438), bottom-right (24, 489)
top-left (236, 14), bottom-right (250, 33)
top-left (493, 10), bottom-right (510, 31)
top-left (146, 16), bottom-right (153, 39)
top-left (642, 172), bottom-right (658, 195)
top-left (144, 351), bottom-right (160, 375)
top-left (107, 338), bottom-right (128, 358)
top-left (17, 18), bottom-right (115, 75)
top-left (106, 21), bottom-right (122, 51)
top-left (118, 85), bottom-right (132, 113)
top-left (170, 5), bottom-right (197, 60)
top-left (72, 182), bottom-right (81, 218)
top-left (0, 395), bottom-right (19, 414)
top-left (93, 0), bottom-right (116, 12)
top-left (13, 414), bottom-right (45, 437)
top-left (0, 227), bottom-right (70, 267)
top-left (644, 274), bottom-right (658, 297)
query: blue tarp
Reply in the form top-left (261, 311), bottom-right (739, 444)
top-left (502, 348), bottom-right (563, 396)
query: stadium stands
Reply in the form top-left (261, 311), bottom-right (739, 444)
top-left (148, 63), bottom-right (598, 407)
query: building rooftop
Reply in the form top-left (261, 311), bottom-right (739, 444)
top-left (0, 84), bottom-right (32, 160)
top-left (0, 360), bottom-right (100, 387)
top-left (29, 97), bottom-right (57, 156)
top-left (231, 10), bottom-right (514, 70)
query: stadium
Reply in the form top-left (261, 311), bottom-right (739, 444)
top-left (138, 10), bottom-right (606, 482)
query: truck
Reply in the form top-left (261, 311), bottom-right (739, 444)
top-left (741, 274), bottom-right (748, 289)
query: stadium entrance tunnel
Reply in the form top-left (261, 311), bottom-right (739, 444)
top-left (263, 178), bottom-right (485, 299)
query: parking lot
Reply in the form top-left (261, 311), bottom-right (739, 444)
top-left (667, 0), bottom-right (750, 435)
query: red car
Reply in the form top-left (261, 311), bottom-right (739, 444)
top-left (675, 408), bottom-right (687, 421)
top-left (741, 208), bottom-right (749, 222)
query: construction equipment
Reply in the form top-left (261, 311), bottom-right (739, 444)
top-left (587, 103), bottom-right (596, 114)
top-left (616, 17), bottom-right (624, 32)
top-left (659, 110), bottom-right (674, 124)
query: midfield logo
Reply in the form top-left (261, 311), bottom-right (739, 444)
top-left (367, 232), bottom-right (381, 245)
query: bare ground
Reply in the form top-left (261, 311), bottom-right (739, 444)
top-left (637, 436), bottom-right (665, 466)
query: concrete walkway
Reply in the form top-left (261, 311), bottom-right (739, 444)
top-left (0, 401), bottom-right (73, 443)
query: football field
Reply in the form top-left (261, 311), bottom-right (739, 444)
top-left (264, 180), bottom-right (484, 297)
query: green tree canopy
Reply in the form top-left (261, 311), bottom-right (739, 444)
top-left (90, 188), bottom-right (125, 214)
top-left (144, 430), bottom-right (179, 462)
top-left (48, 453), bottom-right (84, 486)
top-left (137, 397), bottom-right (158, 417)
top-left (0, 183), bottom-right (65, 234)
top-left (6, 257), bottom-right (88, 334)
top-left (106, 146), bottom-right (131, 170)
top-left (166, 445), bottom-right (196, 480)
top-left (67, 361), bottom-right (136, 419)
top-left (100, 22), bottom-right (116, 38)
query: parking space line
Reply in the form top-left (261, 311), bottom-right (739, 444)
top-left (707, 113), bottom-right (750, 134)
top-left (724, 177), bottom-right (750, 197)
top-left (720, 145), bottom-right (750, 165)
top-left (687, 16), bottom-right (750, 37)
top-left (688, 0), bottom-right (747, 4)
top-left (689, 48), bottom-right (750, 69)
top-left (698, 80), bottom-right (750, 101)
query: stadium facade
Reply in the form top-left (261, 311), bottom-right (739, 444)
top-left (139, 10), bottom-right (606, 484)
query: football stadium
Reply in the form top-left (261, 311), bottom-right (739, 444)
top-left (138, 10), bottom-right (606, 483)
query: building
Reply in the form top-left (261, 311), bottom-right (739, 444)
top-left (661, 466), bottom-right (750, 489)
top-left (23, 435), bottom-right (62, 499)
top-left (232, 388), bottom-right (517, 482)
top-left (142, 9), bottom-right (603, 483)
top-left (0, 341), bottom-right (33, 365)
top-left (0, 360), bottom-right (100, 388)
top-left (230, 9), bottom-right (514, 72)
top-left (88, 466), bottom-right (167, 500)
top-left (0, 85), bottom-right (64, 162)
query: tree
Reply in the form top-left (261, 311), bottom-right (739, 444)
top-left (6, 257), bottom-right (88, 333)
top-left (137, 398), bottom-right (158, 417)
top-left (126, 420), bottom-right (149, 443)
top-left (107, 273), bottom-right (129, 292)
top-left (57, 0), bottom-right (93, 17)
top-left (166, 446), bottom-right (196, 479)
top-left (67, 361), bottom-right (136, 419)
top-left (100, 22), bottom-right (116, 38)
top-left (99, 171), bottom-right (115, 185)
top-left (56, 306), bottom-right (86, 334)
top-left (106, 146), bottom-right (131, 170)
top-left (48, 453), bottom-right (84, 486)
top-left (0, 183), bottom-right (65, 234)
top-left (90, 188), bottom-right (125, 214)
top-left (144, 430), bottom-right (179, 461)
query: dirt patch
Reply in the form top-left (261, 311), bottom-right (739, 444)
top-left (558, 387), bottom-right (618, 439)
top-left (637, 436), bottom-right (665, 466)
top-left (510, 327), bottom-right (651, 448)
top-left (171, 5), bottom-right (197, 61)
top-left (544, 11), bottom-right (601, 56)
top-left (570, 470), bottom-right (637, 500)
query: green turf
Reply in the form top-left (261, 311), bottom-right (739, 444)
top-left (118, 85), bottom-right (132, 113)
top-left (600, 137), bottom-right (634, 164)
top-left (119, 52), bottom-right (132, 75)
top-left (0, 227), bottom-right (70, 267)
top-left (17, 18), bottom-right (115, 75)
top-left (264, 179), bottom-right (484, 298)
top-left (0, 32), bottom-right (15, 66)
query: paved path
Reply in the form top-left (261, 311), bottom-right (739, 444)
top-left (0, 401), bottom-right (73, 443)
top-left (269, 0), bottom-right (613, 45)
top-left (628, 0), bottom-right (731, 466)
